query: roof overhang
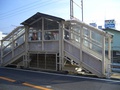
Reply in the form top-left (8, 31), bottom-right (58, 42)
top-left (21, 12), bottom-right (65, 26)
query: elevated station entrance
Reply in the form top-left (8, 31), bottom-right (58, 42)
top-left (0, 12), bottom-right (113, 77)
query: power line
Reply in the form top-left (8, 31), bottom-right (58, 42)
top-left (0, 0), bottom-right (44, 16)
top-left (0, 0), bottom-right (59, 20)
top-left (0, 0), bottom-right (50, 17)
top-left (73, 0), bottom-right (81, 8)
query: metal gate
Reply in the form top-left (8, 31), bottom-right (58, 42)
top-left (29, 53), bottom-right (57, 70)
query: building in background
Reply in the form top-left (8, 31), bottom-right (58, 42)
top-left (103, 28), bottom-right (120, 63)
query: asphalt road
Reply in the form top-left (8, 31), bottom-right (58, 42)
top-left (0, 67), bottom-right (120, 90)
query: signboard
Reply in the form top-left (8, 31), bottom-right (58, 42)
top-left (89, 23), bottom-right (97, 27)
top-left (98, 26), bottom-right (102, 29)
top-left (104, 19), bottom-right (115, 29)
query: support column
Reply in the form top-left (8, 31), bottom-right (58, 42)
top-left (12, 32), bottom-right (14, 58)
top-left (70, 0), bottom-right (74, 19)
top-left (108, 36), bottom-right (111, 60)
top-left (89, 30), bottom-right (92, 49)
top-left (24, 25), bottom-right (29, 68)
top-left (102, 36), bottom-right (105, 76)
top-left (59, 21), bottom-right (64, 70)
top-left (0, 40), bottom-right (3, 66)
top-left (45, 53), bottom-right (46, 69)
top-left (42, 17), bottom-right (44, 51)
top-left (56, 53), bottom-right (58, 71)
top-left (80, 24), bottom-right (83, 68)
top-left (107, 36), bottom-right (112, 77)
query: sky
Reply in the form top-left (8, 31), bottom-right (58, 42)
top-left (0, 0), bottom-right (120, 33)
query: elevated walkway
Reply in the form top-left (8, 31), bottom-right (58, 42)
top-left (0, 12), bottom-right (115, 78)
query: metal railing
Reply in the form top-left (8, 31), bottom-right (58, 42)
top-left (63, 20), bottom-right (112, 77)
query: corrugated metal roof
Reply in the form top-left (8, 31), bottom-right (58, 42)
top-left (21, 12), bottom-right (65, 26)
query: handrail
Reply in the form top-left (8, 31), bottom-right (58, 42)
top-left (64, 50), bottom-right (80, 61)
top-left (2, 42), bottom-right (25, 57)
top-left (66, 20), bottom-right (107, 36)
top-left (64, 39), bottom-right (102, 60)
top-left (2, 51), bottom-right (25, 66)
top-left (64, 29), bottom-right (102, 49)
top-left (2, 26), bottom-right (24, 41)
top-left (2, 28), bottom-right (25, 50)
top-left (64, 40), bottom-right (103, 77)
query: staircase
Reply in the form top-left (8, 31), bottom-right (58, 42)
top-left (63, 20), bottom-right (112, 77)
top-left (1, 26), bottom-right (26, 67)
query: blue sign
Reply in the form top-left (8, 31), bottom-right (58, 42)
top-left (104, 19), bottom-right (115, 29)
top-left (98, 26), bottom-right (102, 29)
top-left (89, 23), bottom-right (97, 27)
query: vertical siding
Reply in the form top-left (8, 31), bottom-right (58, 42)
top-left (105, 29), bottom-right (120, 50)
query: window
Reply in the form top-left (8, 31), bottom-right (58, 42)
top-left (44, 31), bottom-right (59, 40)
top-left (29, 29), bottom-right (42, 41)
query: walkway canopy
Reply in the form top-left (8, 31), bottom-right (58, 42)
top-left (21, 12), bottom-right (65, 26)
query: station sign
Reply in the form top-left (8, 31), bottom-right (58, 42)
top-left (104, 19), bottom-right (115, 29)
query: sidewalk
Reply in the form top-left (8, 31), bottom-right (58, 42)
top-left (111, 73), bottom-right (120, 80)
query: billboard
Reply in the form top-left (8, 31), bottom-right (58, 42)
top-left (104, 19), bottom-right (115, 29)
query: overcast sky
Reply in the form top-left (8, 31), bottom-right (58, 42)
top-left (0, 0), bottom-right (120, 33)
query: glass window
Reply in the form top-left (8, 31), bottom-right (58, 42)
top-left (44, 31), bottom-right (59, 40)
top-left (3, 44), bottom-right (12, 55)
top-left (29, 29), bottom-right (42, 41)
top-left (44, 18), bottom-right (59, 30)
top-left (83, 27), bottom-right (90, 37)
top-left (14, 35), bottom-right (25, 47)
top-left (31, 32), bottom-right (38, 40)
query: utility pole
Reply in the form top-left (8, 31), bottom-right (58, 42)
top-left (70, 0), bottom-right (74, 19)
top-left (70, 0), bottom-right (84, 21)
top-left (81, 0), bottom-right (83, 21)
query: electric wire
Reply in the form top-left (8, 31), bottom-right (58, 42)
top-left (0, 0), bottom-right (55, 18)
top-left (0, 0), bottom-right (41, 16)
top-left (73, 0), bottom-right (81, 8)
top-left (0, 0), bottom-right (59, 20)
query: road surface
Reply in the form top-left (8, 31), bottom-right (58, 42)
top-left (0, 67), bottom-right (120, 90)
